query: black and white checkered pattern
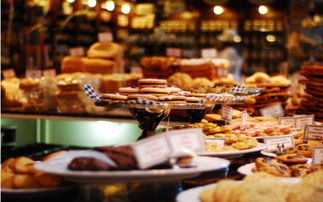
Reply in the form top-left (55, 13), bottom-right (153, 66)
top-left (230, 84), bottom-right (249, 95)
top-left (83, 84), bottom-right (101, 101)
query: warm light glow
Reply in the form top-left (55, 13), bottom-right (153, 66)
top-left (105, 1), bottom-right (115, 11)
top-left (233, 36), bottom-right (242, 43)
top-left (213, 5), bottom-right (224, 15)
top-left (88, 0), bottom-right (96, 7)
top-left (258, 5), bottom-right (268, 15)
top-left (66, 0), bottom-right (75, 3)
top-left (266, 34), bottom-right (276, 42)
top-left (121, 4), bottom-right (131, 14)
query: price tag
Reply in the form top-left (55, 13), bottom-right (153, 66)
top-left (131, 135), bottom-right (170, 169)
top-left (201, 48), bottom-right (217, 58)
top-left (130, 66), bottom-right (142, 74)
top-left (295, 114), bottom-right (314, 130)
top-left (260, 104), bottom-right (284, 118)
top-left (241, 110), bottom-right (248, 127)
top-left (26, 70), bottom-right (42, 78)
top-left (312, 146), bottom-right (323, 165)
top-left (304, 125), bottom-right (323, 141)
top-left (278, 117), bottom-right (296, 127)
top-left (264, 136), bottom-right (294, 152)
top-left (98, 32), bottom-right (113, 42)
top-left (221, 105), bottom-right (232, 121)
top-left (182, 49), bottom-right (196, 58)
top-left (166, 48), bottom-right (182, 57)
top-left (43, 69), bottom-right (56, 77)
top-left (2, 69), bottom-right (16, 79)
top-left (69, 47), bottom-right (85, 57)
top-left (165, 128), bottom-right (204, 157)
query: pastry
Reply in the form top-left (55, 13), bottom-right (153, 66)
top-left (61, 56), bottom-right (85, 73)
top-left (289, 164), bottom-right (313, 177)
top-left (274, 154), bottom-right (308, 164)
top-left (87, 41), bottom-right (123, 59)
top-left (167, 72), bottom-right (193, 90)
top-left (68, 157), bottom-right (110, 171)
top-left (253, 157), bottom-right (291, 177)
top-left (82, 58), bottom-right (116, 74)
top-left (186, 97), bottom-right (202, 104)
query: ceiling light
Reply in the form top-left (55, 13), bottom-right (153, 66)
top-left (258, 5), bottom-right (268, 15)
top-left (213, 6), bottom-right (224, 15)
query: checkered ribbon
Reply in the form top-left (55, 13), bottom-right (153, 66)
top-left (83, 84), bottom-right (101, 101)
top-left (230, 84), bottom-right (249, 95)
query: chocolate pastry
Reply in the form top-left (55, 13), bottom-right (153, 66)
top-left (68, 157), bottom-right (110, 171)
top-left (254, 157), bottom-right (291, 177)
top-left (289, 164), bottom-right (312, 177)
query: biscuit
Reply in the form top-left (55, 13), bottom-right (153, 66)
top-left (139, 87), bottom-right (170, 97)
top-left (186, 97), bottom-right (202, 103)
top-left (254, 157), bottom-right (291, 177)
top-left (158, 95), bottom-right (186, 104)
top-left (127, 94), bottom-right (158, 103)
top-left (118, 87), bottom-right (139, 95)
top-left (138, 79), bottom-right (168, 88)
top-left (100, 93), bottom-right (127, 103)
top-left (274, 154), bottom-right (308, 164)
top-left (289, 164), bottom-right (313, 177)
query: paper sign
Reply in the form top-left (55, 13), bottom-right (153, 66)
top-left (241, 110), bottom-right (248, 127)
top-left (260, 104), bottom-right (284, 118)
top-left (165, 128), bottom-right (204, 157)
top-left (278, 117), bottom-right (296, 127)
top-left (182, 49), bottom-right (196, 58)
top-left (131, 135), bottom-right (170, 169)
top-left (304, 125), bottom-right (323, 141)
top-left (43, 69), bottom-right (56, 77)
top-left (264, 136), bottom-right (294, 152)
top-left (221, 105), bottom-right (232, 121)
top-left (295, 115), bottom-right (314, 130)
top-left (130, 66), bottom-right (142, 74)
top-left (312, 146), bottom-right (323, 165)
top-left (98, 32), bottom-right (113, 42)
top-left (201, 48), bottom-right (217, 58)
top-left (166, 48), bottom-right (182, 57)
top-left (2, 69), bottom-right (16, 79)
top-left (217, 68), bottom-right (228, 77)
top-left (69, 47), bottom-right (85, 56)
top-left (26, 70), bottom-right (42, 78)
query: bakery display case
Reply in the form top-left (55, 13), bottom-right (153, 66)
top-left (1, 0), bottom-right (323, 202)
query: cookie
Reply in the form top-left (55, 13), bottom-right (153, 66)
top-left (293, 144), bottom-right (312, 158)
top-left (274, 154), bottom-right (308, 164)
top-left (139, 87), bottom-right (170, 97)
top-left (127, 94), bottom-right (158, 103)
top-left (165, 87), bottom-right (181, 94)
top-left (158, 95), bottom-right (186, 104)
top-left (289, 164), bottom-right (313, 177)
top-left (254, 157), bottom-right (291, 177)
top-left (100, 93), bottom-right (127, 103)
top-left (186, 97), bottom-right (202, 104)
top-left (138, 79), bottom-right (168, 88)
top-left (118, 87), bottom-right (139, 95)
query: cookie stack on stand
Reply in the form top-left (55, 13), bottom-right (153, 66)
top-left (299, 64), bottom-right (323, 122)
top-left (232, 72), bottom-right (291, 116)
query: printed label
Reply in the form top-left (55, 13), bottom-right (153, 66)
top-left (312, 146), bottom-right (323, 165)
top-left (69, 47), bottom-right (85, 56)
top-left (166, 48), bottom-right (182, 57)
top-left (304, 125), bottom-right (323, 141)
top-left (2, 69), bottom-right (16, 79)
top-left (43, 69), bottom-right (56, 77)
top-left (295, 115), bottom-right (314, 130)
top-left (241, 110), bottom-right (248, 127)
top-left (201, 48), bottom-right (217, 58)
top-left (260, 104), bottom-right (284, 118)
top-left (98, 32), bottom-right (113, 42)
top-left (221, 105), bottom-right (232, 121)
top-left (165, 128), bottom-right (204, 157)
top-left (264, 136), bottom-right (294, 152)
top-left (131, 135), bottom-right (170, 169)
top-left (26, 70), bottom-right (42, 78)
top-left (278, 117), bottom-right (296, 127)
top-left (130, 66), bottom-right (142, 74)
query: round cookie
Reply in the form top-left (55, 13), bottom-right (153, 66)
top-left (100, 93), bottom-right (127, 103)
top-left (139, 87), bottom-right (170, 97)
top-left (186, 97), bottom-right (202, 104)
top-left (127, 94), bottom-right (158, 103)
top-left (274, 154), bottom-right (308, 164)
top-left (158, 95), bottom-right (186, 104)
top-left (289, 164), bottom-right (313, 177)
top-left (138, 79), bottom-right (168, 88)
top-left (118, 87), bottom-right (139, 95)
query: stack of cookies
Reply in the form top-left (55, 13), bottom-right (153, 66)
top-left (299, 64), bottom-right (323, 122)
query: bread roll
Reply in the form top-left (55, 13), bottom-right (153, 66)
top-left (87, 42), bottom-right (123, 59)
top-left (61, 56), bottom-right (85, 73)
top-left (83, 58), bottom-right (116, 74)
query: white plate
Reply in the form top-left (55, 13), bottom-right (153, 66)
top-left (198, 140), bottom-right (266, 157)
top-left (237, 163), bottom-right (302, 183)
top-left (260, 150), bottom-right (277, 157)
top-left (34, 150), bottom-right (230, 184)
top-left (205, 131), bottom-right (297, 141)
top-left (176, 183), bottom-right (215, 202)
top-left (1, 186), bottom-right (75, 199)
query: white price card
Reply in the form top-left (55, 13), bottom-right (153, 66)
top-left (295, 114), bottom-right (314, 130)
top-left (98, 32), bottom-right (113, 42)
top-left (260, 104), bottom-right (284, 118)
top-left (69, 47), bottom-right (85, 57)
top-left (264, 136), bottom-right (294, 152)
top-left (43, 69), bottom-right (56, 77)
top-left (166, 48), bottom-right (182, 57)
top-left (241, 110), bottom-right (248, 127)
top-left (221, 105), bottom-right (232, 121)
top-left (2, 69), bottom-right (16, 79)
top-left (131, 135), bottom-right (170, 169)
top-left (201, 48), bottom-right (217, 58)
top-left (312, 146), bottom-right (323, 165)
top-left (278, 117), bottom-right (296, 127)
top-left (165, 128), bottom-right (204, 157)
top-left (130, 66), bottom-right (142, 74)
top-left (26, 70), bottom-right (42, 78)
top-left (304, 125), bottom-right (323, 141)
